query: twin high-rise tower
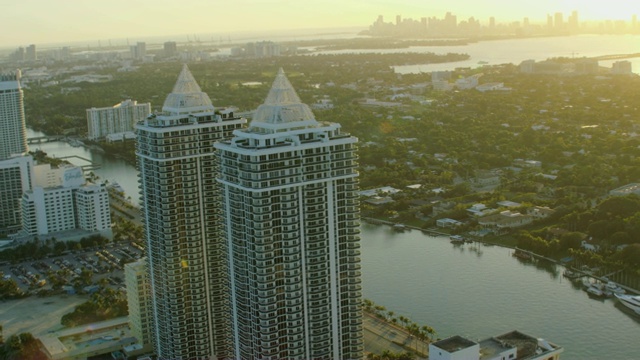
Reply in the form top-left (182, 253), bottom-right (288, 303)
top-left (136, 66), bottom-right (363, 359)
top-left (216, 69), bottom-right (362, 359)
top-left (136, 66), bottom-right (245, 358)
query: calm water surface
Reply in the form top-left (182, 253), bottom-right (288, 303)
top-left (311, 34), bottom-right (640, 74)
top-left (360, 224), bottom-right (640, 360)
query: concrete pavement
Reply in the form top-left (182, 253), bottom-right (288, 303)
top-left (363, 312), bottom-right (430, 359)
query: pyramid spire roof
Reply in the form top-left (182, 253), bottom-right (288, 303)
top-left (162, 64), bottom-right (214, 115)
top-left (251, 68), bottom-right (316, 127)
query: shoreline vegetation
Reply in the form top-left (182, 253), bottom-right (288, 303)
top-left (363, 299), bottom-right (435, 359)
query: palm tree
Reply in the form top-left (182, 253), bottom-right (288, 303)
top-left (422, 325), bottom-right (436, 341)
top-left (398, 315), bottom-right (407, 328)
top-left (362, 299), bottom-right (371, 312)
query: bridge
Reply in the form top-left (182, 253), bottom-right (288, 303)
top-left (592, 53), bottom-right (640, 61)
top-left (57, 155), bottom-right (101, 171)
top-left (26, 135), bottom-right (65, 144)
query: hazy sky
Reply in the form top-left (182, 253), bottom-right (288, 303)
top-left (2, 0), bottom-right (639, 47)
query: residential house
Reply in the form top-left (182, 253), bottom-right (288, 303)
top-left (528, 206), bottom-right (556, 219)
top-left (478, 210), bottom-right (533, 229)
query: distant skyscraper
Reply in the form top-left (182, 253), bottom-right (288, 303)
top-left (215, 69), bottom-right (363, 359)
top-left (0, 71), bottom-right (28, 160)
top-left (554, 12), bottom-right (564, 30)
top-left (163, 41), bottom-right (178, 57)
top-left (131, 42), bottom-right (146, 60)
top-left (569, 10), bottom-right (579, 31)
top-left (25, 44), bottom-right (36, 61)
top-left (136, 65), bottom-right (246, 359)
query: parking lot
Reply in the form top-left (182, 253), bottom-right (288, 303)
top-left (0, 241), bottom-right (145, 295)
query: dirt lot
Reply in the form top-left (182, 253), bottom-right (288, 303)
top-left (0, 294), bottom-right (87, 337)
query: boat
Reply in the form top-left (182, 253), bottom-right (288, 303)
top-left (67, 138), bottom-right (84, 147)
top-left (450, 235), bottom-right (465, 244)
top-left (605, 281), bottom-right (626, 295)
top-left (563, 269), bottom-right (581, 279)
top-left (582, 279), bottom-right (612, 298)
top-left (393, 224), bottom-right (406, 232)
top-left (513, 248), bottom-right (532, 260)
top-left (614, 293), bottom-right (640, 315)
top-left (586, 285), bottom-right (607, 298)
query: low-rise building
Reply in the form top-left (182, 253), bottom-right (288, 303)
top-left (359, 186), bottom-right (401, 197)
top-left (478, 210), bottom-right (533, 229)
top-left (467, 203), bottom-right (495, 217)
top-left (437, 218), bottom-right (463, 228)
top-left (528, 206), bottom-right (556, 219)
top-left (473, 170), bottom-right (501, 188)
top-left (39, 317), bottom-right (134, 360)
top-left (476, 82), bottom-right (510, 92)
top-left (609, 183), bottom-right (640, 197)
top-left (430, 330), bottom-right (563, 360)
top-left (18, 165), bottom-right (112, 241)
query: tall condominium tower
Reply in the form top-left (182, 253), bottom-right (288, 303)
top-left (0, 71), bottom-right (28, 160)
top-left (136, 65), bottom-right (246, 359)
top-left (0, 71), bottom-right (31, 235)
top-left (0, 156), bottom-right (33, 234)
top-left (216, 69), bottom-right (363, 359)
top-left (124, 258), bottom-right (154, 354)
top-left (86, 100), bottom-right (151, 140)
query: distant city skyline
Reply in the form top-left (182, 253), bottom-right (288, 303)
top-left (2, 0), bottom-right (639, 48)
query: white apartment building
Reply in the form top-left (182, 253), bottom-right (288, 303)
top-left (75, 184), bottom-right (111, 232)
top-left (136, 65), bottom-right (246, 359)
top-left (86, 100), bottom-right (150, 140)
top-left (215, 69), bottom-right (363, 359)
top-left (124, 258), bottom-right (154, 354)
top-left (20, 165), bottom-right (111, 240)
top-left (430, 330), bottom-right (563, 360)
top-left (0, 155), bottom-right (34, 234)
top-left (0, 71), bottom-right (28, 160)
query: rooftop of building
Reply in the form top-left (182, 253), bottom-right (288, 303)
top-left (249, 68), bottom-right (317, 130)
top-left (432, 335), bottom-right (478, 353)
top-left (39, 317), bottom-right (134, 360)
top-left (480, 330), bottom-right (562, 360)
top-left (610, 182), bottom-right (640, 194)
top-left (161, 64), bottom-right (215, 115)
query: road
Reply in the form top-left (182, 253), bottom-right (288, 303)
top-left (363, 312), bottom-right (430, 358)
